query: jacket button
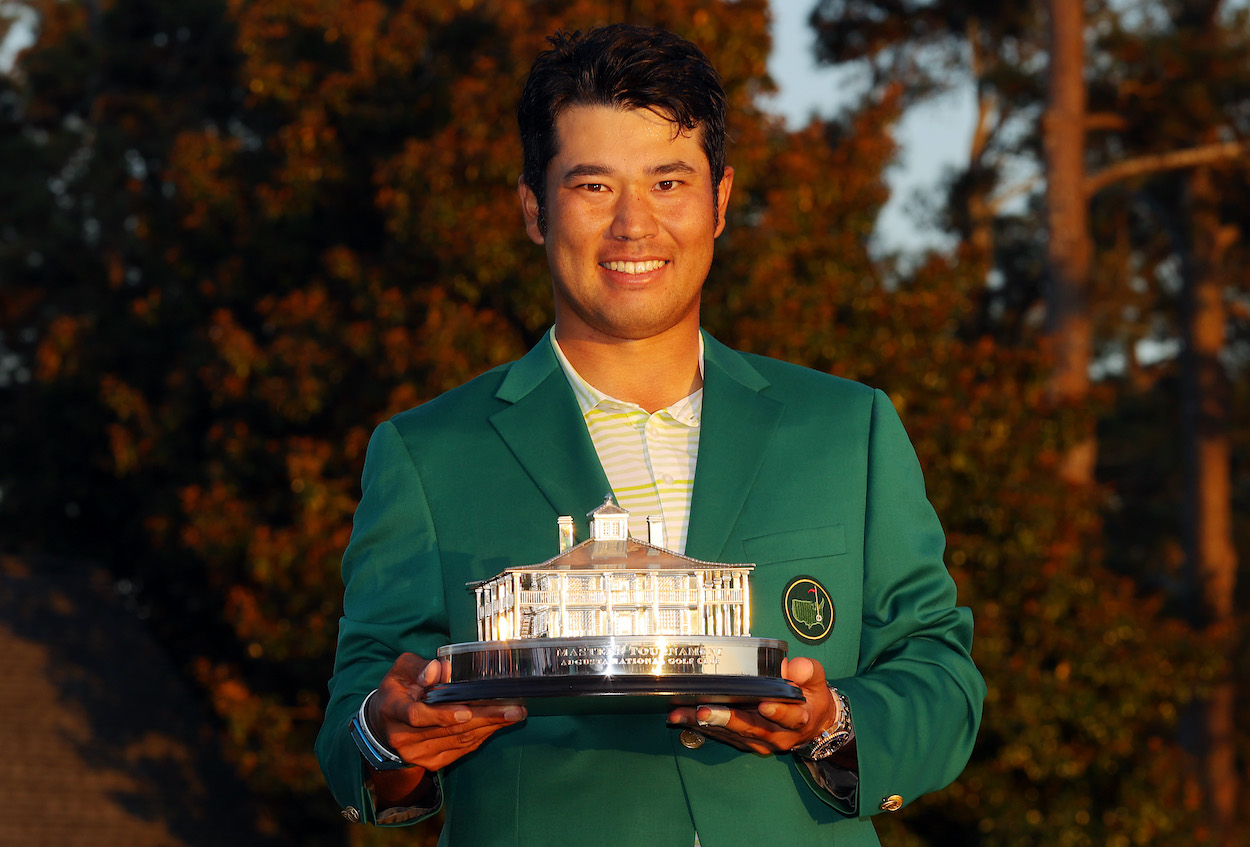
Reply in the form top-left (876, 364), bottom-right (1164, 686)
top-left (679, 729), bottom-right (706, 749)
top-left (341, 806), bottom-right (362, 823)
top-left (880, 795), bottom-right (904, 812)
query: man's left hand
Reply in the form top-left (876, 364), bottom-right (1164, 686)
top-left (666, 656), bottom-right (837, 756)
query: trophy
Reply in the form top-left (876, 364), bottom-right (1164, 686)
top-left (425, 497), bottom-right (802, 713)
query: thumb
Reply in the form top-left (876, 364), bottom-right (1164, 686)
top-left (389, 652), bottom-right (440, 693)
top-left (786, 656), bottom-right (824, 689)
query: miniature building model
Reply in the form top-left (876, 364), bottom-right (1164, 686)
top-left (473, 497), bottom-right (753, 641)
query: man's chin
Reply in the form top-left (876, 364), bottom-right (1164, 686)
top-left (565, 317), bottom-right (695, 344)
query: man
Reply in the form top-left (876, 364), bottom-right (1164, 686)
top-left (316, 23), bottom-right (984, 846)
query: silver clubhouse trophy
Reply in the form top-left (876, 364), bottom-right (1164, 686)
top-left (425, 497), bottom-right (803, 713)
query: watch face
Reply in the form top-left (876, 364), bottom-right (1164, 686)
top-left (802, 725), bottom-right (853, 760)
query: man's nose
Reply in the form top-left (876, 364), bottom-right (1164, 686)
top-left (610, 187), bottom-right (658, 239)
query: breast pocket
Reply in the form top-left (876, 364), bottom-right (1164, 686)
top-left (735, 524), bottom-right (845, 649)
top-left (742, 524), bottom-right (846, 565)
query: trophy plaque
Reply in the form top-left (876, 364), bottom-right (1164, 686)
top-left (425, 497), bottom-right (803, 714)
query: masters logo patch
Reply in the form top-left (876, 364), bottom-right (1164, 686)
top-left (782, 576), bottom-right (834, 645)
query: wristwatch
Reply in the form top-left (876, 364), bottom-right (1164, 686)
top-left (792, 686), bottom-right (854, 761)
top-left (350, 689), bottom-right (415, 770)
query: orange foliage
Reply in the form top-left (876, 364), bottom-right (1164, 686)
top-left (3, 1), bottom-right (1227, 844)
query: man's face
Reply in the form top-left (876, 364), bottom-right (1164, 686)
top-left (519, 105), bottom-right (733, 344)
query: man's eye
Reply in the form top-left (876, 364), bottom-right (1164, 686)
top-left (656, 180), bottom-right (678, 191)
top-left (581, 183), bottom-right (605, 192)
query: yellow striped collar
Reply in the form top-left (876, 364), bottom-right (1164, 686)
top-left (549, 329), bottom-right (704, 427)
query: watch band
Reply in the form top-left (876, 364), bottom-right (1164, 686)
top-left (793, 686), bottom-right (854, 761)
top-left (350, 689), bottom-right (414, 770)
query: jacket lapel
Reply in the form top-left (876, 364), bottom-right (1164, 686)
top-left (489, 336), bottom-right (613, 536)
top-left (686, 333), bottom-right (784, 563)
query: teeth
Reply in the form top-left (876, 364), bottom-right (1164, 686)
top-left (602, 260), bottom-right (667, 275)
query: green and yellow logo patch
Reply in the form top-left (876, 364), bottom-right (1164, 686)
top-left (782, 576), bottom-right (834, 644)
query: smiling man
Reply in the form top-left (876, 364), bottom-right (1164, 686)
top-left (520, 63), bottom-right (733, 415)
top-left (316, 24), bottom-right (985, 847)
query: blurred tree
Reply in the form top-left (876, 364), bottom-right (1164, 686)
top-left (809, 0), bottom-right (1238, 844)
top-left (1043, 0), bottom-right (1094, 485)
top-left (1183, 162), bottom-right (1241, 846)
top-left (1, 1), bottom-right (1236, 846)
top-left (1089, 3), bottom-right (1250, 841)
top-left (2, 1), bottom-right (779, 844)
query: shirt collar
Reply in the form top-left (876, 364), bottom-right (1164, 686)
top-left (549, 329), bottom-right (704, 426)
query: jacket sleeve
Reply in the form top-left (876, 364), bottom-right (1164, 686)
top-left (314, 419), bottom-right (449, 826)
top-left (802, 388), bottom-right (985, 816)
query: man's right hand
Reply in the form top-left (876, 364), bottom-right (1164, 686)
top-left (366, 652), bottom-right (526, 806)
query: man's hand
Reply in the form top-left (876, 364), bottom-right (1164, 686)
top-left (666, 657), bottom-right (837, 756)
top-left (366, 652), bottom-right (526, 807)
top-left (371, 652), bottom-right (526, 771)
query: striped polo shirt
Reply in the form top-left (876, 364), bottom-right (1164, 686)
top-left (551, 331), bottom-right (703, 555)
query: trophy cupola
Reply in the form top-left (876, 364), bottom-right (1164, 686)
top-left (588, 496), bottom-right (629, 541)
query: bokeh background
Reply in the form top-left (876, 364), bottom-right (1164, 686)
top-left (1, 1), bottom-right (1247, 845)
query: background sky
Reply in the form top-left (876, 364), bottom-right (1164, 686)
top-left (766, 2), bottom-right (974, 254)
top-left (0, 2), bottom-right (34, 70)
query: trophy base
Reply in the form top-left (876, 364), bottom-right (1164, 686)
top-left (427, 635), bottom-right (802, 715)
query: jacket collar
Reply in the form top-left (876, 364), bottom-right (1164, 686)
top-left (489, 336), bottom-right (613, 537)
top-left (489, 330), bottom-right (782, 561)
top-left (686, 332), bottom-right (782, 562)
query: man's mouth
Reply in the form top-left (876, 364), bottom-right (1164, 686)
top-left (600, 260), bottom-right (669, 275)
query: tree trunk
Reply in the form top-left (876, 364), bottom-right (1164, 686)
top-left (1182, 165), bottom-right (1239, 847)
top-left (963, 18), bottom-right (996, 281)
top-left (1042, 0), bottom-right (1094, 485)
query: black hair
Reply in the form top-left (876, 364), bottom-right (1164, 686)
top-left (517, 24), bottom-right (728, 233)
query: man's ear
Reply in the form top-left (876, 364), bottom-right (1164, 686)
top-left (713, 166), bottom-right (735, 239)
top-left (518, 177), bottom-right (545, 245)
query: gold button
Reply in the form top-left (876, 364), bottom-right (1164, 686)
top-left (880, 795), bottom-right (904, 812)
top-left (679, 729), bottom-right (705, 749)
top-left (341, 806), bottom-right (361, 822)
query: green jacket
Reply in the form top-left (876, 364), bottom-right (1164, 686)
top-left (316, 332), bottom-right (985, 846)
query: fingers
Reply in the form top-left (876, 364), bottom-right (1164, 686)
top-left (371, 652), bottom-right (528, 771)
top-left (783, 655), bottom-right (826, 691)
top-left (664, 657), bottom-right (837, 755)
top-left (756, 699), bottom-right (812, 733)
top-left (696, 705), bottom-right (731, 728)
top-left (372, 655), bottom-right (440, 728)
top-left (667, 704), bottom-right (794, 755)
top-left (764, 655), bottom-right (835, 731)
top-left (388, 652), bottom-right (441, 689)
top-left (390, 712), bottom-right (523, 772)
top-left (395, 696), bottom-right (526, 734)
top-left (388, 699), bottom-right (526, 772)
top-left (695, 706), bottom-right (783, 755)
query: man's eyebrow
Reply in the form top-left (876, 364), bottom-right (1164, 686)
top-left (561, 164), bottom-right (614, 181)
top-left (647, 161), bottom-right (698, 176)
top-left (560, 161), bottom-right (700, 182)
